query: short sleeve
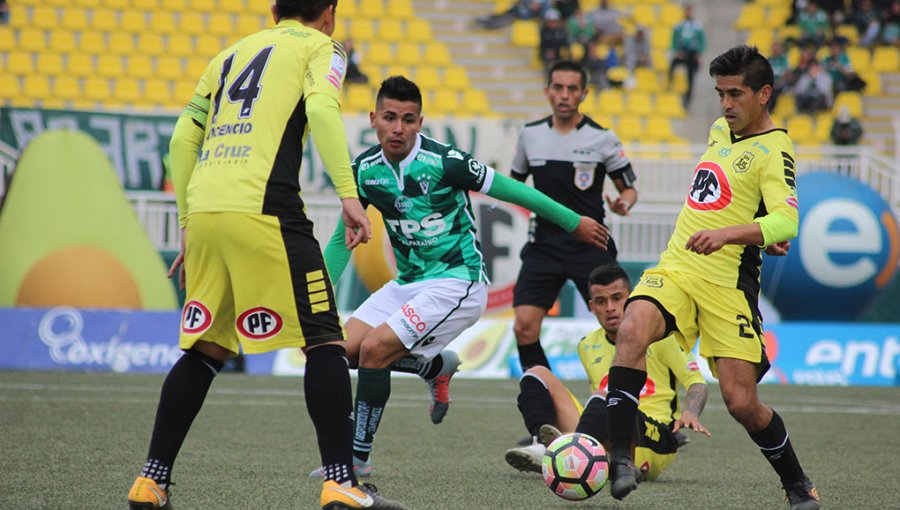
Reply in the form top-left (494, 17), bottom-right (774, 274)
top-left (602, 130), bottom-right (630, 174)
top-left (510, 130), bottom-right (530, 178)
top-left (443, 148), bottom-right (496, 193)
top-left (303, 37), bottom-right (346, 101)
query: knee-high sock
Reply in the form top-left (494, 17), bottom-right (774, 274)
top-left (353, 367), bottom-right (391, 462)
top-left (516, 374), bottom-right (556, 437)
top-left (305, 344), bottom-right (356, 486)
top-left (390, 351), bottom-right (446, 380)
top-left (576, 395), bottom-right (610, 445)
top-left (518, 341), bottom-right (550, 370)
top-left (142, 349), bottom-right (223, 486)
top-left (748, 410), bottom-right (808, 486)
top-left (605, 366), bottom-right (646, 459)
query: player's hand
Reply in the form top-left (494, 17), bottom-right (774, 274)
top-left (685, 229), bottom-right (727, 255)
top-left (673, 411), bottom-right (711, 437)
top-left (341, 198), bottom-right (372, 250)
top-left (764, 240), bottom-right (791, 256)
top-left (605, 193), bottom-right (632, 216)
top-left (167, 228), bottom-right (186, 290)
top-left (573, 216), bottom-right (609, 250)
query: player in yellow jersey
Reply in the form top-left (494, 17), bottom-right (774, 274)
top-left (126, 2), bottom-right (405, 509)
top-left (603, 46), bottom-right (820, 510)
top-left (504, 264), bottom-right (709, 482)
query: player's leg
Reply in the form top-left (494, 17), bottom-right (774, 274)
top-left (632, 414), bottom-right (679, 482)
top-left (388, 349), bottom-right (462, 423)
top-left (717, 358), bottom-right (820, 510)
top-left (512, 258), bottom-right (567, 370)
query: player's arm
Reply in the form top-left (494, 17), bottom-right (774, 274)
top-left (662, 339), bottom-right (710, 435)
top-left (323, 215), bottom-right (351, 285)
top-left (606, 165), bottom-right (638, 216)
top-left (169, 93), bottom-right (210, 229)
top-left (304, 38), bottom-right (370, 247)
top-left (674, 383), bottom-right (710, 437)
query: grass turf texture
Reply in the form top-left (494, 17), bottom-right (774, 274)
top-left (1, 370), bottom-right (898, 509)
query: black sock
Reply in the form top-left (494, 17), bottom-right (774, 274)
top-left (353, 367), bottom-right (391, 462)
top-left (390, 352), bottom-right (445, 380)
top-left (576, 395), bottom-right (610, 445)
top-left (605, 366), bottom-right (645, 459)
top-left (145, 349), bottom-right (223, 485)
top-left (516, 374), bottom-right (556, 437)
top-left (518, 341), bottom-right (550, 370)
top-left (749, 410), bottom-right (807, 486)
top-left (304, 344), bottom-right (356, 486)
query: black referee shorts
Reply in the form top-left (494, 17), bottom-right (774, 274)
top-left (512, 243), bottom-right (618, 310)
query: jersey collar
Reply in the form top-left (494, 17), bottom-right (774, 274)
top-left (729, 127), bottom-right (787, 144)
top-left (379, 133), bottom-right (422, 192)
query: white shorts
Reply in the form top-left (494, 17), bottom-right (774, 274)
top-left (352, 278), bottom-right (488, 361)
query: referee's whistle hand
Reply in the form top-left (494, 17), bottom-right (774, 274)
top-left (573, 217), bottom-right (609, 250)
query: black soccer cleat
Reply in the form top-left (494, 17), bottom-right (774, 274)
top-left (608, 458), bottom-right (639, 501)
top-left (784, 478), bottom-right (821, 510)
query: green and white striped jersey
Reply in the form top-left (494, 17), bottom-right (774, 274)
top-left (352, 133), bottom-right (494, 284)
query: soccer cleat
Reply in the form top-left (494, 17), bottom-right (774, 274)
top-left (426, 350), bottom-right (460, 424)
top-left (320, 480), bottom-right (407, 510)
top-left (504, 437), bottom-right (545, 473)
top-left (127, 476), bottom-right (173, 509)
top-left (309, 457), bottom-right (374, 479)
top-left (674, 430), bottom-right (690, 448)
top-left (538, 424), bottom-right (562, 447)
top-left (608, 457), bottom-right (639, 501)
top-left (784, 478), bottom-right (821, 510)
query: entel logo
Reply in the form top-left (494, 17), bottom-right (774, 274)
top-left (805, 336), bottom-right (900, 379)
top-left (182, 301), bottom-right (212, 335)
top-left (237, 307), bottom-right (283, 340)
top-left (401, 304), bottom-right (427, 332)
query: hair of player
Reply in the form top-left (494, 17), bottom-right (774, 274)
top-left (376, 75), bottom-right (423, 111)
top-left (587, 264), bottom-right (631, 290)
top-left (546, 60), bottom-right (588, 90)
top-left (708, 44), bottom-right (774, 92)
top-left (274, 0), bottom-right (337, 21)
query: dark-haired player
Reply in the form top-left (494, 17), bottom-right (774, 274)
top-left (126, 1), bottom-right (407, 508)
top-left (603, 45), bottom-right (819, 510)
top-left (510, 60), bottom-right (638, 374)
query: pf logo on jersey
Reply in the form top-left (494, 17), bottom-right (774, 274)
top-left (237, 307), bottom-right (283, 340)
top-left (182, 300), bottom-right (212, 335)
top-left (687, 161), bottom-right (732, 211)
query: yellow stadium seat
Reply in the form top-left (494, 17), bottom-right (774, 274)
top-left (425, 42), bottom-right (451, 66)
top-left (431, 89), bottom-right (460, 114)
top-left (859, 71), bottom-right (880, 95)
top-left (606, 66), bottom-right (628, 85)
top-left (53, 76), bottom-right (82, 102)
top-left (871, 47), bottom-right (900, 73)
top-left (405, 19), bottom-right (433, 43)
top-left (236, 14), bottom-right (262, 35)
top-left (646, 117), bottom-right (675, 142)
top-left (121, 10), bottom-right (147, 33)
top-left (8, 6), bottom-right (29, 29)
top-left (61, 9), bottom-right (89, 31)
top-left (444, 66), bottom-right (471, 90)
top-left (113, 78), bottom-right (142, 103)
top-left (650, 27), bottom-right (671, 51)
top-left (579, 90), bottom-right (597, 115)
top-left (79, 31), bottom-right (107, 54)
top-left (134, 0), bottom-right (158, 9)
top-left (145, 79), bottom-right (172, 105)
top-left (332, 21), bottom-right (347, 42)
top-left (173, 81), bottom-right (195, 106)
top-left (835, 25), bottom-right (858, 45)
top-left (103, 0), bottom-right (129, 8)
top-left (91, 9), bottom-right (118, 31)
top-left (18, 28), bottom-right (47, 52)
top-left (768, 6), bottom-right (791, 26)
top-left (734, 4), bottom-right (764, 31)
top-left (394, 41), bottom-right (421, 66)
top-left (616, 116), bottom-right (644, 141)
top-left (632, 67), bottom-right (660, 93)
top-left (156, 56), bottom-right (184, 80)
top-left (0, 30), bottom-right (13, 51)
top-left (657, 4), bottom-right (682, 27)
top-left (23, 75), bottom-right (52, 101)
top-left (671, 71), bottom-right (688, 94)
top-left (746, 29), bottom-right (773, 52)
top-left (150, 12), bottom-right (177, 34)
top-left (378, 19), bottom-right (405, 42)
top-left (387, 0), bottom-right (415, 19)
top-left (364, 41), bottom-right (393, 65)
top-left (415, 67), bottom-right (441, 90)
top-left (593, 113), bottom-right (615, 129)
top-left (814, 112), bottom-right (835, 143)
top-left (651, 48), bottom-right (668, 72)
top-left (66, 53), bottom-right (94, 77)
top-left (195, 34), bottom-right (223, 58)
top-left (656, 91), bottom-right (686, 118)
top-left (511, 20), bottom-right (539, 47)
top-left (167, 34), bottom-right (194, 57)
top-left (846, 47), bottom-right (870, 73)
top-left (631, 5), bottom-right (656, 26)
top-left (351, 19), bottom-right (376, 41)
top-left (160, 0), bottom-right (188, 11)
top-left (137, 32), bottom-right (165, 56)
top-left (186, 57), bottom-right (208, 78)
top-left (598, 89), bottom-right (625, 115)
top-left (336, 0), bottom-right (357, 18)
top-left (97, 54), bottom-right (124, 78)
top-left (30, 7), bottom-right (58, 30)
top-left (126, 55), bottom-right (154, 79)
top-left (36, 53), bottom-right (64, 76)
top-left (219, 0), bottom-right (245, 14)
top-left (833, 91), bottom-right (863, 117)
top-left (786, 115), bottom-right (814, 145)
top-left (359, 0), bottom-right (385, 18)
top-left (83, 77), bottom-right (111, 102)
top-left (345, 84), bottom-right (374, 112)
top-left (108, 32), bottom-right (136, 56)
top-left (208, 13), bottom-right (235, 37)
top-left (188, 0), bottom-right (215, 12)
top-left (625, 91), bottom-right (653, 117)
top-left (74, 0), bottom-right (102, 7)
top-left (49, 30), bottom-right (75, 53)
top-left (772, 94), bottom-right (796, 117)
top-left (0, 75), bottom-right (21, 101)
top-left (385, 65), bottom-right (412, 80)
top-left (461, 89), bottom-right (491, 115)
top-left (178, 12), bottom-right (205, 36)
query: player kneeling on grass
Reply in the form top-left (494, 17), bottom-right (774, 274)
top-left (505, 264), bottom-right (710, 483)
top-left (313, 76), bottom-right (611, 478)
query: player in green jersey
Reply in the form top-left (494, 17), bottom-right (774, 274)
top-left (314, 76), bottom-right (610, 477)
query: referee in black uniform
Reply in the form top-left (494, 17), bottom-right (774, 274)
top-left (511, 60), bottom-right (638, 371)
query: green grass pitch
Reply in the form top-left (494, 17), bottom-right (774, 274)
top-left (1, 370), bottom-right (898, 509)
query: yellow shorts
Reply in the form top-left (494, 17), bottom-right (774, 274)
top-left (180, 212), bottom-right (344, 355)
top-left (635, 413), bottom-right (678, 481)
top-left (630, 266), bottom-right (768, 379)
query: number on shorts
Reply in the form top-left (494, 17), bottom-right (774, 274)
top-left (736, 314), bottom-right (755, 339)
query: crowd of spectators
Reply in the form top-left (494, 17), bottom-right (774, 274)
top-left (789, 0), bottom-right (900, 48)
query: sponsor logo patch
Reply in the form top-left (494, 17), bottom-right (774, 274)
top-left (687, 161), bottom-right (732, 211)
top-left (182, 300), bottom-right (212, 335)
top-left (236, 307), bottom-right (283, 340)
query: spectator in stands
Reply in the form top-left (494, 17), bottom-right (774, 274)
top-left (567, 8), bottom-right (597, 53)
top-left (823, 40), bottom-right (865, 93)
top-left (768, 39), bottom-right (791, 111)
top-left (623, 25), bottom-right (651, 71)
top-left (881, 0), bottom-right (900, 46)
top-left (850, 0), bottom-right (882, 47)
top-left (830, 106), bottom-right (864, 145)
top-left (0, 0), bottom-right (8, 25)
top-left (668, 3), bottom-right (706, 109)
top-left (796, 1), bottom-right (831, 47)
top-left (588, 0), bottom-right (629, 46)
top-left (343, 39), bottom-right (369, 84)
top-left (555, 0), bottom-right (580, 20)
top-left (475, 0), bottom-right (550, 29)
top-left (794, 60), bottom-right (834, 113)
top-left (540, 8), bottom-right (570, 71)
top-left (581, 40), bottom-right (610, 90)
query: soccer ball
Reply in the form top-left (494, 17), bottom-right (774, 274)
top-left (541, 433), bottom-right (608, 501)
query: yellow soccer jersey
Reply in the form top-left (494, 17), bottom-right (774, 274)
top-left (577, 329), bottom-right (706, 425)
top-left (186, 20), bottom-right (351, 217)
top-left (658, 117), bottom-right (799, 290)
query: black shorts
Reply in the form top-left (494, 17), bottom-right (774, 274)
top-left (512, 241), bottom-right (618, 310)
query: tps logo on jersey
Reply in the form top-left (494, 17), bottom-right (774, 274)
top-left (384, 213), bottom-right (447, 239)
top-left (182, 300), bottom-right (212, 335)
top-left (574, 162), bottom-right (596, 190)
top-left (687, 161), bottom-right (732, 211)
top-left (237, 307), bottom-right (283, 340)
